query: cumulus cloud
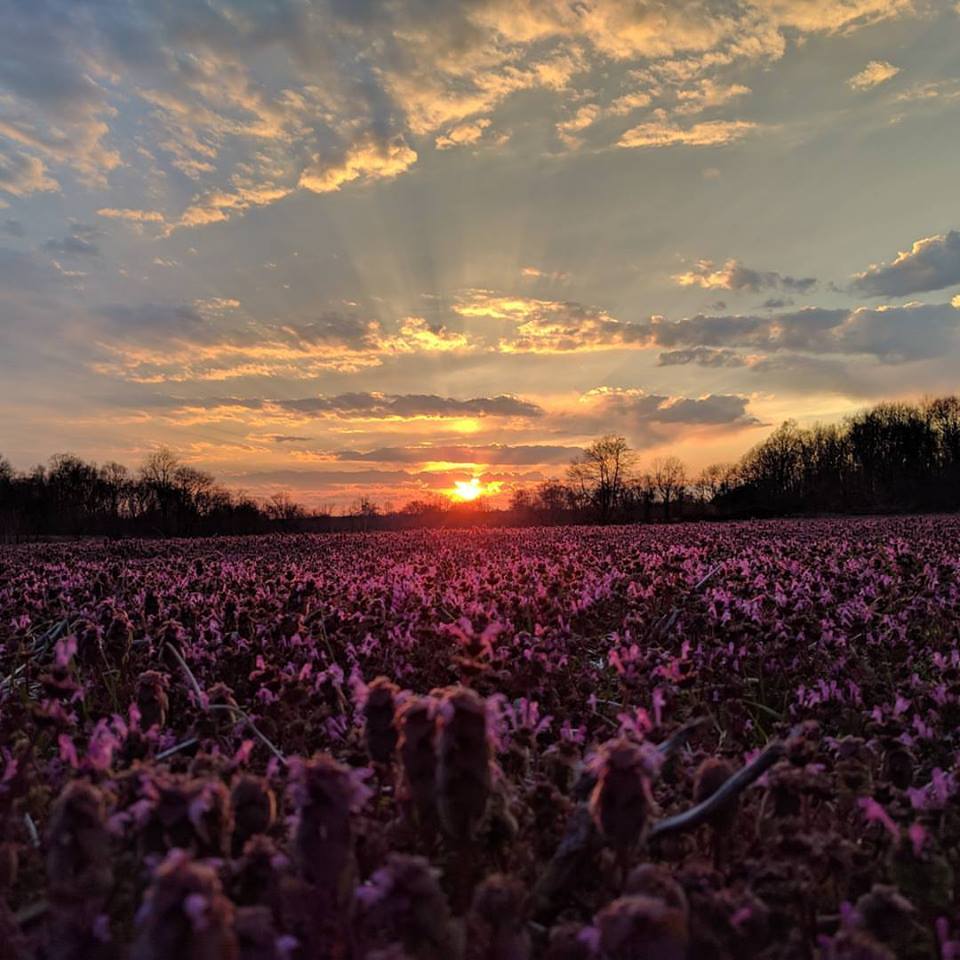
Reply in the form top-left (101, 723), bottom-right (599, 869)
top-left (454, 291), bottom-right (650, 352)
top-left (0, 0), bottom-right (921, 231)
top-left (0, 3), bottom-right (120, 186)
top-left (848, 60), bottom-right (900, 90)
top-left (299, 134), bottom-right (418, 194)
top-left (90, 304), bottom-right (478, 382)
top-left (639, 301), bottom-right (960, 362)
top-left (576, 387), bottom-right (759, 429)
top-left (0, 150), bottom-right (58, 198)
top-left (673, 258), bottom-right (816, 292)
top-left (675, 80), bottom-right (752, 116)
top-left (853, 230), bottom-right (960, 297)
top-left (435, 118), bottom-right (493, 150)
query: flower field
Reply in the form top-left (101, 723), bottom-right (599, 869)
top-left (2, 517), bottom-right (960, 959)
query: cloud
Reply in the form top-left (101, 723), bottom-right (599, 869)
top-left (454, 291), bottom-right (650, 352)
top-left (42, 223), bottom-right (102, 257)
top-left (853, 230), bottom-right (960, 297)
top-left (173, 183), bottom-right (294, 232)
top-left (97, 208), bottom-right (166, 225)
top-left (391, 316), bottom-right (474, 353)
top-left (435, 118), bottom-right (493, 150)
top-left (754, 0), bottom-right (914, 32)
top-left (90, 304), bottom-right (478, 382)
top-left (657, 346), bottom-right (749, 367)
top-left (673, 258), bottom-right (816, 292)
top-left (0, 150), bottom-right (58, 198)
top-left (639, 301), bottom-right (960, 362)
top-left (520, 266), bottom-right (570, 282)
top-left (895, 79), bottom-right (960, 105)
top-left (266, 435), bottom-right (310, 444)
top-left (276, 393), bottom-right (544, 420)
top-left (280, 313), bottom-right (385, 352)
top-left (0, 0), bottom-right (924, 233)
top-left (848, 60), bottom-right (900, 90)
top-left (576, 387), bottom-right (759, 429)
top-left (334, 443), bottom-right (580, 465)
top-left (0, 3), bottom-right (121, 186)
top-left (674, 80), bottom-right (752, 116)
top-left (618, 119), bottom-right (759, 149)
top-left (299, 134), bottom-right (418, 194)
top-left (193, 297), bottom-right (240, 317)
top-left (99, 302), bottom-right (208, 340)
top-left (2, 218), bottom-right (24, 237)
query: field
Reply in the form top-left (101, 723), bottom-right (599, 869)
top-left (2, 517), bottom-right (960, 959)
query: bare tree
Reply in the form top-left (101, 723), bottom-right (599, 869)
top-left (265, 491), bottom-right (306, 524)
top-left (652, 456), bottom-right (687, 520)
top-left (695, 462), bottom-right (738, 504)
top-left (351, 495), bottom-right (380, 532)
top-left (139, 448), bottom-right (180, 487)
top-left (567, 435), bottom-right (635, 522)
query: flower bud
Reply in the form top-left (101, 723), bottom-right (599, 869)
top-left (436, 687), bottom-right (492, 843)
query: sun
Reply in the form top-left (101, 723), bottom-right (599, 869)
top-left (451, 478), bottom-right (484, 502)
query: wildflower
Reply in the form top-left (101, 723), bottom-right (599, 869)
top-left (623, 865), bottom-right (688, 914)
top-left (592, 894), bottom-right (689, 960)
top-left (137, 671), bottom-right (170, 731)
top-left (588, 738), bottom-right (662, 857)
top-left (467, 874), bottom-right (530, 960)
top-left (289, 754), bottom-right (370, 903)
top-left (436, 687), bottom-right (493, 843)
top-left (131, 851), bottom-right (237, 960)
top-left (352, 853), bottom-right (460, 960)
top-left (692, 758), bottom-right (738, 834)
top-left (230, 775), bottom-right (276, 855)
top-left (46, 780), bottom-right (113, 906)
top-left (364, 677), bottom-right (400, 766)
top-left (398, 696), bottom-right (438, 827)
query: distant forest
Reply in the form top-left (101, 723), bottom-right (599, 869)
top-left (3, 395), bottom-right (960, 540)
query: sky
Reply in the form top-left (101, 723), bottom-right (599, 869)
top-left (1, 0), bottom-right (960, 509)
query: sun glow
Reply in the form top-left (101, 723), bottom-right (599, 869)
top-left (449, 477), bottom-right (502, 502)
top-left (451, 478), bottom-right (484, 501)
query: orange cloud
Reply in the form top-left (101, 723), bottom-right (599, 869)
top-left (618, 118), bottom-right (759, 148)
top-left (848, 60), bottom-right (900, 91)
top-left (299, 134), bottom-right (418, 194)
top-left (453, 290), bottom-right (652, 353)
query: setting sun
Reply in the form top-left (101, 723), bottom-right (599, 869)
top-left (451, 478), bottom-right (483, 501)
top-left (449, 477), bottom-right (502, 502)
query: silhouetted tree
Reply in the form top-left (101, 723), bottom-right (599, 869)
top-left (567, 435), bottom-right (634, 521)
top-left (652, 456), bottom-right (687, 520)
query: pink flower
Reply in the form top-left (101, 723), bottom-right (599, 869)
top-left (857, 797), bottom-right (899, 840)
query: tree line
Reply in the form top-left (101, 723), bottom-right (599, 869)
top-left (506, 394), bottom-right (960, 524)
top-left (0, 449), bottom-right (311, 540)
top-left (3, 395), bottom-right (960, 539)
